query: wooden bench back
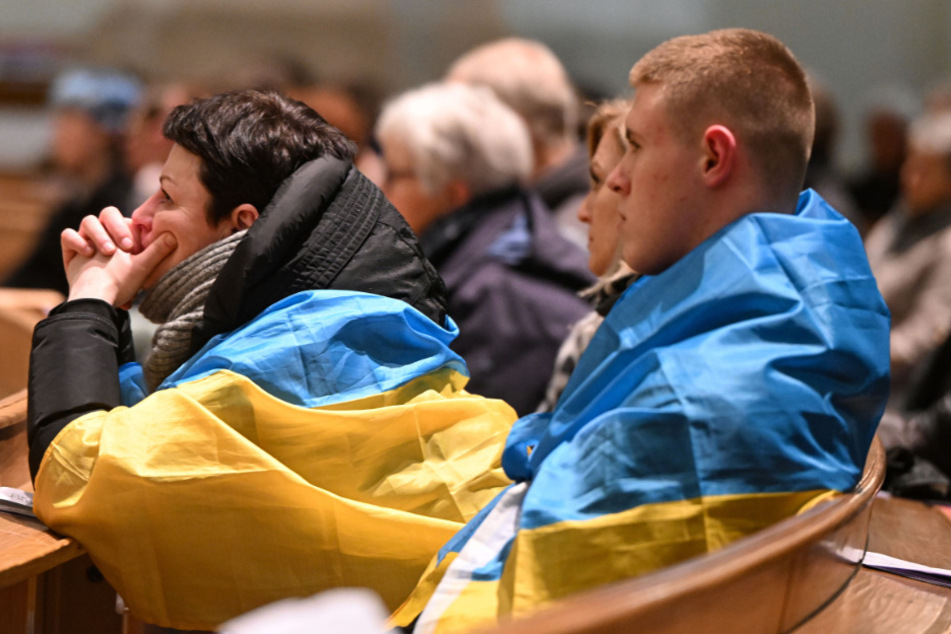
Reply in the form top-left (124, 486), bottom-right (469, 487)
top-left (0, 289), bottom-right (60, 490)
top-left (0, 389), bottom-right (29, 491)
top-left (0, 309), bottom-right (39, 400)
top-left (0, 289), bottom-right (61, 399)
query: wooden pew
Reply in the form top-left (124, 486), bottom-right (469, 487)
top-left (0, 390), bottom-right (30, 492)
top-left (0, 289), bottom-right (63, 400)
top-left (797, 495), bottom-right (951, 632)
top-left (1, 359), bottom-right (121, 633)
top-left (485, 439), bottom-right (951, 633)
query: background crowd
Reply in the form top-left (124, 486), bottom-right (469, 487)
top-left (3, 7), bottom-right (951, 494)
top-left (2, 5), bottom-right (951, 632)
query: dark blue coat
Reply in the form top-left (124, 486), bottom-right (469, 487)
top-left (420, 186), bottom-right (595, 415)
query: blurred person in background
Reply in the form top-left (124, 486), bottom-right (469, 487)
top-left (376, 82), bottom-right (593, 416)
top-left (124, 82), bottom-right (193, 207)
top-left (849, 87), bottom-right (917, 230)
top-left (804, 74), bottom-right (863, 234)
top-left (446, 38), bottom-right (590, 248)
top-left (288, 80), bottom-right (386, 185)
top-left (536, 98), bottom-right (637, 412)
top-left (864, 111), bottom-right (951, 409)
top-left (3, 67), bottom-right (142, 294)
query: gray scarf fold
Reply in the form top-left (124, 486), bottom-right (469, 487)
top-left (139, 230), bottom-right (247, 392)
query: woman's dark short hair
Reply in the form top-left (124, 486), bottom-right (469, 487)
top-left (163, 88), bottom-right (357, 224)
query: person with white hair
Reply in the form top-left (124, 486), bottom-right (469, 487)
top-left (446, 38), bottom-right (590, 247)
top-left (865, 111), bottom-right (951, 408)
top-left (376, 82), bottom-right (593, 416)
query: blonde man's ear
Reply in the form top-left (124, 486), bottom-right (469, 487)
top-left (700, 125), bottom-right (738, 189)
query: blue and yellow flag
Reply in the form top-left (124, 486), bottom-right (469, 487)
top-left (394, 190), bottom-right (891, 633)
top-left (33, 290), bottom-right (516, 630)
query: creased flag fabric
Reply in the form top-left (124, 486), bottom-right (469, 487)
top-left (394, 190), bottom-right (891, 633)
top-left (33, 290), bottom-right (516, 630)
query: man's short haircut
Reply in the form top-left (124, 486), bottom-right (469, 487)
top-left (376, 82), bottom-right (532, 197)
top-left (631, 28), bottom-right (815, 202)
top-left (446, 38), bottom-right (578, 154)
top-left (163, 88), bottom-right (357, 224)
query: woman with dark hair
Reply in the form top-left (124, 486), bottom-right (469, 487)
top-left (27, 89), bottom-right (513, 630)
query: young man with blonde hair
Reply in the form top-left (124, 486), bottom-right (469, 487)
top-left (393, 28), bottom-right (890, 633)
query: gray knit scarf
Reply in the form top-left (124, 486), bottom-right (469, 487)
top-left (139, 230), bottom-right (247, 392)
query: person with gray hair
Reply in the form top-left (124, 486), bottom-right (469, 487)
top-left (865, 111), bottom-right (951, 409)
top-left (376, 81), bottom-right (593, 415)
top-left (446, 38), bottom-right (590, 247)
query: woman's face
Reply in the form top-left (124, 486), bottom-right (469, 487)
top-left (130, 144), bottom-right (235, 289)
top-left (578, 121), bottom-right (626, 277)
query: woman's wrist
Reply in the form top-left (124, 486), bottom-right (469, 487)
top-left (67, 274), bottom-right (120, 305)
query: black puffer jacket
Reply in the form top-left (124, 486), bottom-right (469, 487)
top-left (28, 157), bottom-right (447, 477)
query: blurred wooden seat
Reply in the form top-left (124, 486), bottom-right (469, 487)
top-left (488, 439), bottom-right (893, 634)
top-left (0, 388), bottom-right (121, 634)
top-left (0, 389), bottom-right (29, 492)
top-left (0, 289), bottom-right (60, 491)
top-left (0, 288), bottom-right (63, 323)
top-left (0, 289), bottom-right (62, 400)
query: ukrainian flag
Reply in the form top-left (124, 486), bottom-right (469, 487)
top-left (32, 290), bottom-right (516, 630)
top-left (393, 190), bottom-right (891, 633)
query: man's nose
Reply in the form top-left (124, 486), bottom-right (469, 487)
top-left (606, 164), bottom-right (629, 195)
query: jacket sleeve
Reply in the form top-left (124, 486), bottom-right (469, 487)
top-left (27, 298), bottom-right (132, 479)
top-left (901, 393), bottom-right (951, 479)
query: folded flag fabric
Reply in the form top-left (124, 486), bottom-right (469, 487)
top-left (33, 290), bottom-right (516, 630)
top-left (394, 189), bottom-right (891, 633)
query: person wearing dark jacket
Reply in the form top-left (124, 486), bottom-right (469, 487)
top-left (27, 89), bottom-right (514, 630)
top-left (376, 82), bottom-right (594, 416)
top-left (879, 326), bottom-right (951, 499)
top-left (3, 67), bottom-right (141, 294)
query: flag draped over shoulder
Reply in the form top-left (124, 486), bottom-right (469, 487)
top-left (32, 290), bottom-right (515, 630)
top-left (394, 190), bottom-right (891, 634)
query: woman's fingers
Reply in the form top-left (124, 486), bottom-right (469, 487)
top-left (99, 206), bottom-right (136, 252)
top-left (78, 214), bottom-right (118, 255)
